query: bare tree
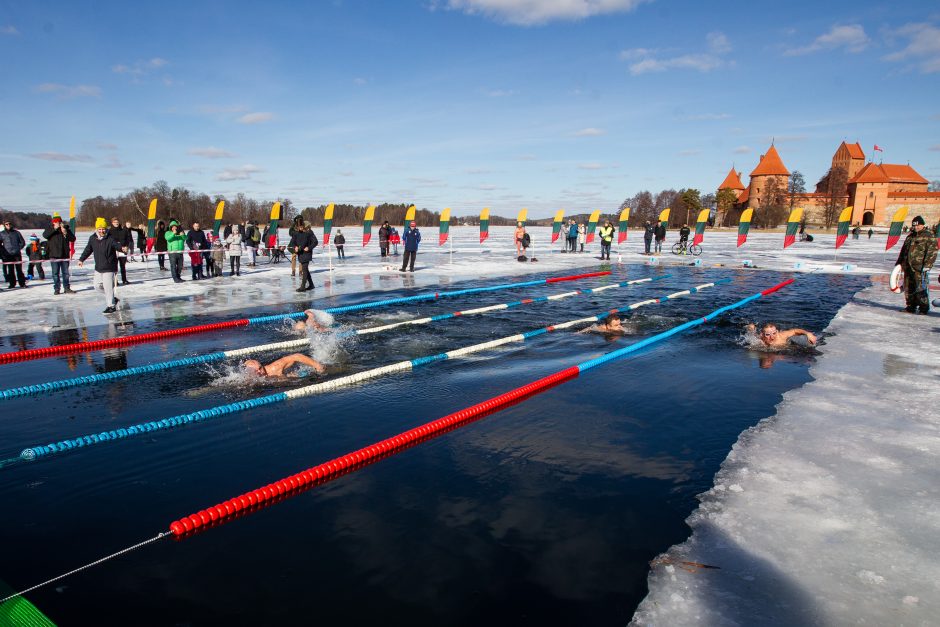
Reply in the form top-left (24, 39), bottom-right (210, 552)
top-left (788, 170), bottom-right (806, 210)
top-left (818, 166), bottom-right (848, 228)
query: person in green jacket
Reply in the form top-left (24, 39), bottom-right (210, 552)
top-left (165, 219), bottom-right (186, 283)
top-left (896, 215), bottom-right (938, 314)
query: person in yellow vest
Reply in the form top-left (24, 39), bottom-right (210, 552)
top-left (598, 220), bottom-right (615, 260)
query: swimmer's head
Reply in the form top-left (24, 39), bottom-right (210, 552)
top-left (759, 323), bottom-right (779, 345)
top-left (243, 359), bottom-right (266, 376)
top-left (603, 313), bottom-right (622, 331)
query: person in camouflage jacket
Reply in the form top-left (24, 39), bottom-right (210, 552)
top-left (895, 215), bottom-right (938, 314)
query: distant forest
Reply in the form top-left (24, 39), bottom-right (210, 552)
top-left (0, 209), bottom-right (55, 229)
top-left (8, 181), bottom-right (722, 230)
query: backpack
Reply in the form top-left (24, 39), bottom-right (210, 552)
top-left (251, 228), bottom-right (260, 244)
top-left (521, 232), bottom-right (531, 248)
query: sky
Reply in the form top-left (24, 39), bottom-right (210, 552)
top-left (1, 0), bottom-right (939, 218)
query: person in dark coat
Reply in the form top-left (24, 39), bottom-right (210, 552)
top-left (43, 215), bottom-right (76, 294)
top-left (654, 222), bottom-right (666, 253)
top-left (154, 220), bottom-right (168, 270)
top-left (134, 223), bottom-right (147, 260)
top-left (399, 221), bottom-right (421, 272)
top-left (78, 217), bottom-right (120, 313)
top-left (643, 221), bottom-right (655, 254)
top-left (333, 229), bottom-right (346, 259)
top-left (0, 219), bottom-right (27, 288)
top-left (25, 234), bottom-right (46, 280)
top-left (288, 215), bottom-right (304, 276)
top-left (185, 222), bottom-right (210, 279)
top-left (378, 221), bottom-right (392, 258)
top-left (288, 222), bottom-right (318, 291)
top-left (107, 217), bottom-right (133, 284)
top-left (896, 215), bottom-right (938, 314)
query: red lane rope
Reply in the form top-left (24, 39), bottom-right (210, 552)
top-left (0, 320), bottom-right (249, 365)
top-left (169, 366), bottom-right (581, 537)
top-left (545, 271), bottom-right (608, 283)
top-left (761, 278), bottom-right (794, 296)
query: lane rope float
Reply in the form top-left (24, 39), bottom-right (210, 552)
top-left (0, 274), bottom-right (666, 400)
top-left (0, 278), bottom-right (793, 606)
top-left (5, 279), bottom-right (726, 468)
top-left (0, 271), bottom-right (611, 365)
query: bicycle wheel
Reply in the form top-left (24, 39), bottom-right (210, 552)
top-left (689, 244), bottom-right (702, 256)
top-left (671, 242), bottom-right (683, 255)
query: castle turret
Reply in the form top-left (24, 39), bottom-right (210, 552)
top-left (747, 144), bottom-right (790, 209)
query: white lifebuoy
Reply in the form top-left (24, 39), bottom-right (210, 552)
top-left (889, 264), bottom-right (903, 293)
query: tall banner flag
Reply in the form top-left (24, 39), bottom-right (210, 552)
top-left (323, 203), bottom-right (335, 245)
top-left (551, 209), bottom-right (564, 243)
top-left (68, 196), bottom-right (76, 257)
top-left (439, 207), bottom-right (451, 245)
top-left (617, 207), bottom-right (630, 244)
top-left (404, 205), bottom-right (416, 226)
top-left (516, 207), bottom-right (527, 227)
top-left (835, 206), bottom-right (854, 250)
top-left (885, 206), bottom-right (908, 251)
top-left (737, 208), bottom-right (753, 247)
top-left (659, 208), bottom-right (670, 230)
top-left (146, 198), bottom-right (158, 251)
top-left (212, 200), bottom-right (225, 237)
top-left (783, 207), bottom-right (803, 249)
top-left (267, 202), bottom-right (281, 249)
top-left (479, 207), bottom-right (490, 243)
top-left (362, 205), bottom-right (375, 246)
top-left (585, 209), bottom-right (601, 243)
top-left (692, 209), bottom-right (710, 246)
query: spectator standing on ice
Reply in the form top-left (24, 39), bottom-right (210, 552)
top-left (244, 220), bottom-right (260, 266)
top-left (379, 220), bottom-right (392, 258)
top-left (389, 228), bottom-right (401, 255)
top-left (895, 215), bottom-right (938, 315)
top-left (134, 223), bottom-right (147, 261)
top-left (867, 228), bottom-right (873, 239)
top-left (577, 223), bottom-right (586, 252)
top-left (598, 220), bottom-right (614, 260)
top-left (288, 215), bottom-right (303, 276)
top-left (210, 239), bottom-right (224, 277)
top-left (400, 221), bottom-right (421, 272)
top-left (165, 220), bottom-right (186, 283)
top-left (643, 220), bottom-right (654, 254)
top-left (334, 229), bottom-right (346, 259)
top-left (514, 222), bottom-right (526, 257)
top-left (185, 221), bottom-right (210, 279)
top-left (288, 221), bottom-right (318, 292)
top-left (43, 214), bottom-right (76, 294)
top-left (154, 220), bottom-right (168, 271)
top-left (107, 217), bottom-right (133, 284)
top-left (564, 219), bottom-right (576, 252)
top-left (78, 218), bottom-right (120, 313)
top-left (225, 224), bottom-right (243, 276)
top-left (25, 234), bottom-right (46, 280)
top-left (654, 221), bottom-right (666, 253)
top-left (0, 219), bottom-right (27, 288)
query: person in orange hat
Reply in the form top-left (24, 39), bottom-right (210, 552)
top-left (399, 220), bottom-right (421, 272)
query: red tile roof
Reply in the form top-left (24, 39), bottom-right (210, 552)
top-left (718, 167), bottom-right (745, 190)
top-left (848, 162), bottom-right (929, 185)
top-left (737, 187), bottom-right (749, 204)
top-left (843, 142), bottom-right (865, 159)
top-left (749, 145), bottom-right (790, 176)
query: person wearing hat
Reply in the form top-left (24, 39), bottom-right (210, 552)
top-left (25, 234), bottom-right (46, 280)
top-left (895, 215), bottom-right (938, 314)
top-left (43, 214), bottom-right (76, 294)
top-left (244, 220), bottom-right (260, 266)
top-left (0, 218), bottom-right (27, 288)
top-left (165, 219), bottom-right (186, 283)
top-left (78, 218), bottom-right (121, 313)
top-left (288, 220), bottom-right (318, 291)
top-left (399, 220), bottom-right (421, 272)
top-left (598, 220), bottom-right (615, 260)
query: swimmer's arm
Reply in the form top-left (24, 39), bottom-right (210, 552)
top-left (283, 354), bottom-right (327, 373)
top-left (780, 328), bottom-right (817, 344)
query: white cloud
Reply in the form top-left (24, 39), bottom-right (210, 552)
top-left (482, 88), bottom-right (516, 97)
top-left (28, 152), bottom-right (94, 163)
top-left (113, 57), bottom-right (169, 75)
top-left (572, 127), bottom-right (605, 137)
top-left (188, 146), bottom-right (237, 159)
top-left (35, 83), bottom-right (101, 99)
top-left (883, 22), bottom-right (940, 74)
top-left (1, 25), bottom-right (19, 35)
top-left (437, 0), bottom-right (649, 26)
top-left (578, 162), bottom-right (604, 170)
top-left (237, 112), bottom-right (274, 124)
top-left (784, 24), bottom-right (869, 56)
top-left (217, 165), bottom-right (262, 181)
top-left (627, 31), bottom-right (731, 75)
top-left (733, 145), bottom-right (751, 154)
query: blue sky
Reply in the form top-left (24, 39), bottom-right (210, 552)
top-left (1, 0), bottom-right (938, 218)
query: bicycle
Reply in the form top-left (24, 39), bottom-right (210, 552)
top-left (671, 239), bottom-right (702, 256)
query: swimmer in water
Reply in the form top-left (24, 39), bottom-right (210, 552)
top-left (583, 313), bottom-right (625, 335)
top-left (746, 322), bottom-right (817, 348)
top-left (243, 354), bottom-right (326, 378)
top-left (294, 309), bottom-right (329, 333)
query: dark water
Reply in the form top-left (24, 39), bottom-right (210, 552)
top-left (0, 267), bottom-right (867, 626)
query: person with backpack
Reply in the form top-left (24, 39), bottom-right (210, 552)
top-left (399, 221), bottom-right (421, 272)
top-left (245, 220), bottom-right (261, 266)
top-left (25, 234), bottom-right (46, 280)
top-left (334, 229), bottom-right (346, 259)
top-left (288, 221), bottom-right (318, 291)
top-left (43, 214), bottom-right (76, 294)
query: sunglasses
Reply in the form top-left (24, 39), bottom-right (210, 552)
top-left (762, 331), bottom-right (777, 337)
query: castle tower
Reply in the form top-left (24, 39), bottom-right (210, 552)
top-left (747, 144), bottom-right (790, 209)
top-left (832, 141), bottom-right (865, 181)
top-left (716, 166), bottom-right (746, 225)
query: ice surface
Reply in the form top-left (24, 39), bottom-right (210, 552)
top-left (632, 283), bottom-right (940, 626)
